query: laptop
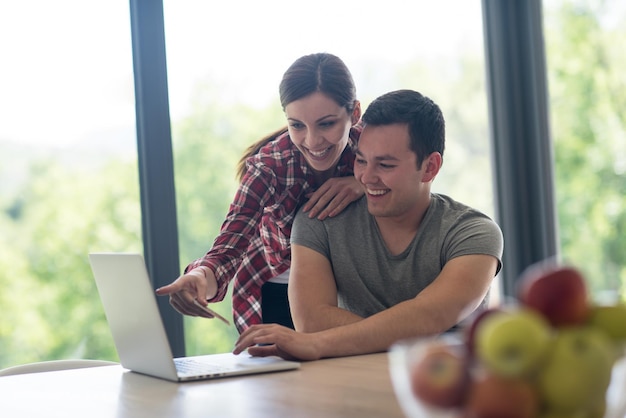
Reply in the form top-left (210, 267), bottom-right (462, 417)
top-left (88, 252), bottom-right (300, 382)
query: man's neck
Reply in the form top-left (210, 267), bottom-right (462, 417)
top-left (374, 196), bottom-right (431, 256)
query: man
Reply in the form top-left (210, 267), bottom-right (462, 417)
top-left (233, 89), bottom-right (503, 361)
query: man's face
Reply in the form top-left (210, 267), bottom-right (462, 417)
top-left (354, 123), bottom-right (436, 219)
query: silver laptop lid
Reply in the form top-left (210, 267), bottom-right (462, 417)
top-left (89, 252), bottom-right (179, 381)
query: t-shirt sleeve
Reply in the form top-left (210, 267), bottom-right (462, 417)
top-left (444, 212), bottom-right (504, 275)
top-left (290, 206), bottom-right (331, 259)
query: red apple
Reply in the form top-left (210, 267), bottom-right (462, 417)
top-left (463, 307), bottom-right (504, 359)
top-left (464, 372), bottom-right (540, 418)
top-left (517, 261), bottom-right (589, 327)
top-left (410, 343), bottom-right (471, 408)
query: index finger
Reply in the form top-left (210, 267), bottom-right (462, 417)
top-left (155, 281), bottom-right (182, 296)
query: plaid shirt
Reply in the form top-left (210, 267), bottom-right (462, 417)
top-left (186, 126), bottom-right (361, 333)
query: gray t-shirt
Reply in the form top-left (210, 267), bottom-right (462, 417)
top-left (291, 194), bottom-right (503, 318)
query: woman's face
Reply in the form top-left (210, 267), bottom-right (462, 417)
top-left (285, 92), bottom-right (358, 174)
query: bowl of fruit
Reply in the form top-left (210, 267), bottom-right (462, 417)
top-left (389, 261), bottom-right (626, 418)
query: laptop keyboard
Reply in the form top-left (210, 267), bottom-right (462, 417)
top-left (174, 358), bottom-right (231, 375)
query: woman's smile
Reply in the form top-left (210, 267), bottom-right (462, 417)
top-left (305, 145), bottom-right (334, 160)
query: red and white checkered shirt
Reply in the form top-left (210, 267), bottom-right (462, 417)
top-left (186, 126), bottom-right (360, 333)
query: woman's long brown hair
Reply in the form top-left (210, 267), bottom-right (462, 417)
top-left (235, 126), bottom-right (288, 182)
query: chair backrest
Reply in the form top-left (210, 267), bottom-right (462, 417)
top-left (0, 359), bottom-right (118, 377)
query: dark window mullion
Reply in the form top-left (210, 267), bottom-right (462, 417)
top-left (129, 0), bottom-right (184, 356)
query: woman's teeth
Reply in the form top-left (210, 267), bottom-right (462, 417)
top-left (309, 147), bottom-right (331, 158)
top-left (367, 189), bottom-right (388, 196)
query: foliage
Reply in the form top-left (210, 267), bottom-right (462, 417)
top-left (544, 0), bottom-right (626, 301)
top-left (0, 156), bottom-right (142, 367)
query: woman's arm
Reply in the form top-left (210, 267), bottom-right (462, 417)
top-left (158, 161), bottom-right (279, 313)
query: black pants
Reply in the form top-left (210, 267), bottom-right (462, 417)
top-left (261, 282), bottom-right (294, 329)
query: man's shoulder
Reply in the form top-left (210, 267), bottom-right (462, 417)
top-left (429, 193), bottom-right (502, 237)
top-left (294, 196), bottom-right (368, 229)
top-left (432, 193), bottom-right (472, 210)
top-left (432, 193), bottom-right (493, 219)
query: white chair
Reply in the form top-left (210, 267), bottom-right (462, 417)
top-left (0, 359), bottom-right (118, 377)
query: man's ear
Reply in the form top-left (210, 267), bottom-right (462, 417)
top-left (351, 100), bottom-right (362, 125)
top-left (421, 152), bottom-right (443, 182)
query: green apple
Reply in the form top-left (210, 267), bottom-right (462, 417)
top-left (475, 309), bottom-right (552, 378)
top-left (537, 326), bottom-right (614, 414)
top-left (586, 399), bottom-right (608, 418)
top-left (587, 304), bottom-right (626, 342)
top-left (540, 406), bottom-right (603, 418)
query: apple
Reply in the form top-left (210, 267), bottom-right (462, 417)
top-left (474, 309), bottom-right (552, 378)
top-left (517, 261), bottom-right (589, 327)
top-left (409, 343), bottom-right (471, 408)
top-left (540, 400), bottom-right (606, 418)
top-left (537, 326), bottom-right (614, 414)
top-left (586, 399), bottom-right (608, 418)
top-left (464, 372), bottom-right (540, 418)
top-left (587, 304), bottom-right (626, 342)
top-left (463, 307), bottom-right (504, 359)
top-left (539, 411), bottom-right (573, 418)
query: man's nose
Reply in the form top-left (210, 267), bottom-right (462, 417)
top-left (358, 164), bottom-right (377, 184)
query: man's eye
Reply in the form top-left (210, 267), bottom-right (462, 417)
top-left (380, 163), bottom-right (395, 169)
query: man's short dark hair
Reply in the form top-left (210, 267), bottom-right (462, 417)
top-left (362, 89), bottom-right (445, 166)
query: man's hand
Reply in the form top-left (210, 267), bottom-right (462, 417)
top-left (155, 267), bottom-right (219, 319)
top-left (303, 176), bottom-right (363, 220)
top-left (233, 324), bottom-right (321, 361)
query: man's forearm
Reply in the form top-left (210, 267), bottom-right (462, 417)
top-left (295, 305), bottom-right (362, 333)
top-left (312, 299), bottom-right (456, 359)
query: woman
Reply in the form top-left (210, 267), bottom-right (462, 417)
top-left (157, 53), bottom-right (362, 333)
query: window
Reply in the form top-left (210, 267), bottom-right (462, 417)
top-left (162, 0), bottom-right (495, 354)
top-left (0, 1), bottom-right (138, 367)
top-left (543, 0), bottom-right (626, 302)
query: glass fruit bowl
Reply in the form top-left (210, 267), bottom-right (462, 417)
top-left (388, 334), bottom-right (626, 418)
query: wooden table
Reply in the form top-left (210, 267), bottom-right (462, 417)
top-left (0, 353), bottom-right (405, 418)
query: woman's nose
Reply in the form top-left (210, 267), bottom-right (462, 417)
top-left (304, 129), bottom-right (324, 148)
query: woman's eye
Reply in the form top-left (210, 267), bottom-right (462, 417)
top-left (355, 158), bottom-right (366, 165)
top-left (320, 121), bottom-right (335, 128)
top-left (290, 122), bottom-right (304, 129)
